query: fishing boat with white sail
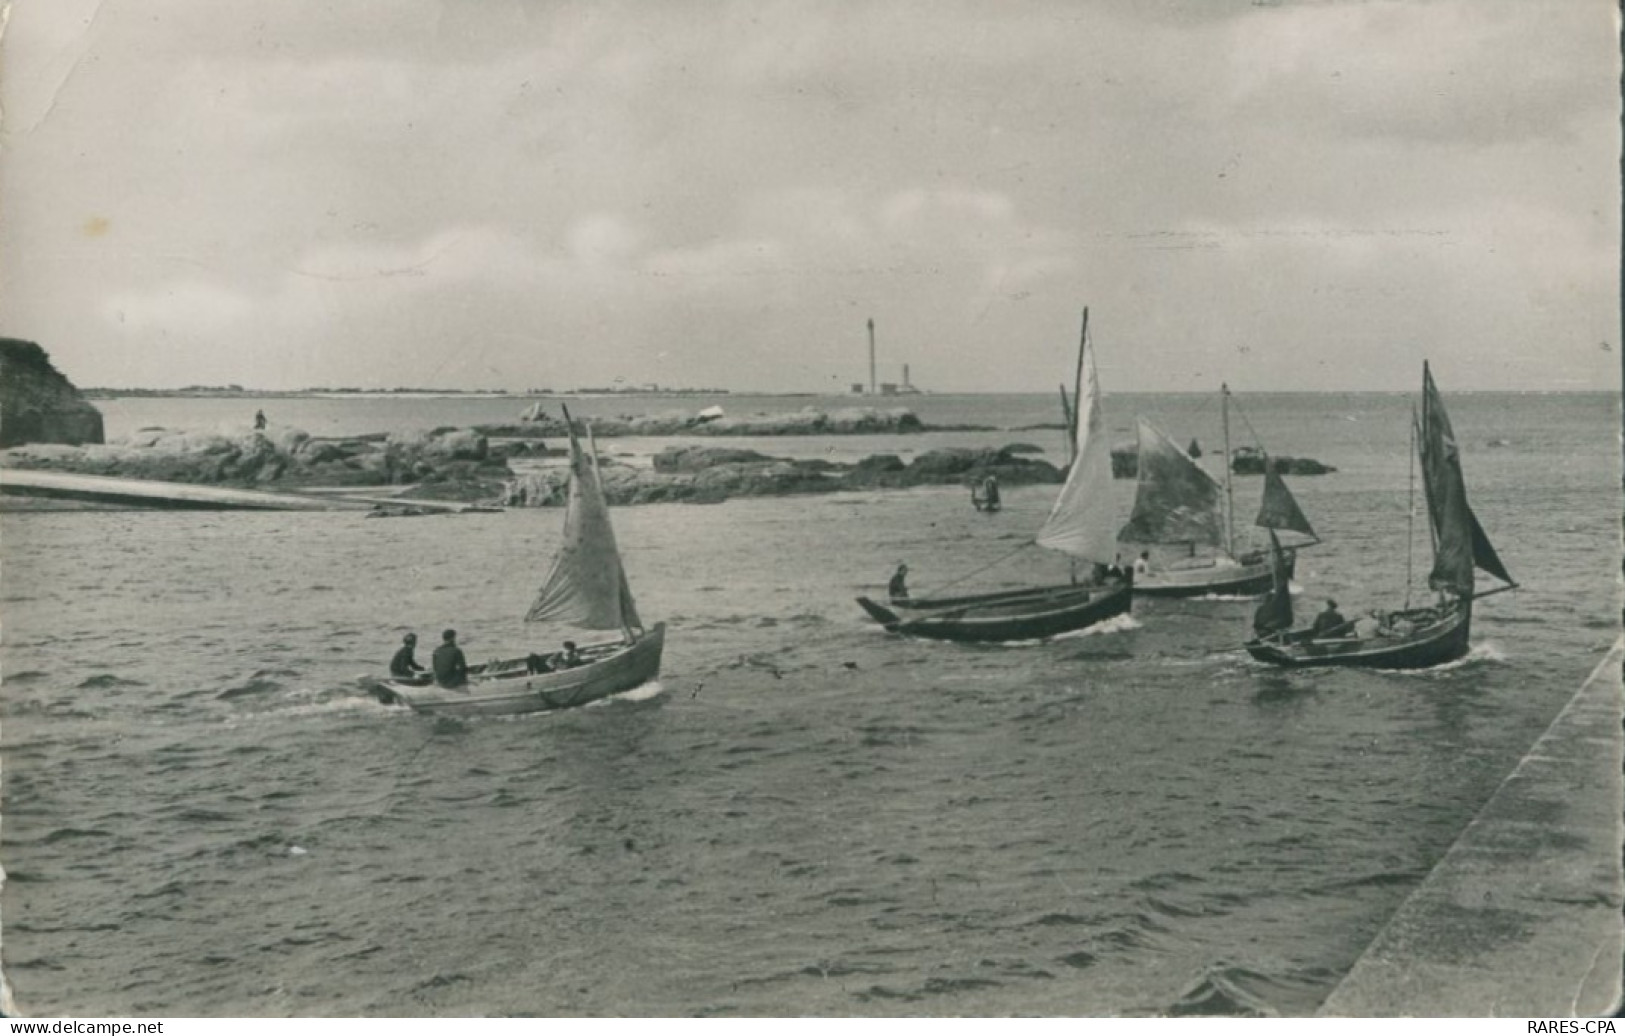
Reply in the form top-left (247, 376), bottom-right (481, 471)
top-left (1121, 384), bottom-right (1318, 598)
top-left (1244, 362), bottom-right (1514, 669)
top-left (371, 409), bottom-right (664, 715)
top-left (856, 308), bottom-right (1131, 642)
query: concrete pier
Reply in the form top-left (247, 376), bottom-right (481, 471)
top-left (1318, 637), bottom-right (1624, 1016)
top-left (0, 468), bottom-right (367, 510)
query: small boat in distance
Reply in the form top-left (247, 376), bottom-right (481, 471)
top-left (856, 308), bottom-right (1131, 642)
top-left (372, 408), bottom-right (665, 715)
top-left (1244, 362), bottom-right (1515, 669)
top-left (1122, 384), bottom-right (1318, 598)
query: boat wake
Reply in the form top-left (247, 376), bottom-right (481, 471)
top-left (1050, 613), bottom-right (1142, 640)
top-left (1376, 640), bottom-right (1509, 675)
top-left (591, 680), bottom-right (666, 706)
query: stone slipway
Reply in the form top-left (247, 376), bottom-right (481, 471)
top-left (1319, 637), bottom-right (1625, 1017)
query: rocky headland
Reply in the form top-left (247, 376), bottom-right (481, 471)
top-left (0, 339), bottom-right (105, 448)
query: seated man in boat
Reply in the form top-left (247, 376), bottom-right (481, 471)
top-left (389, 632), bottom-right (427, 680)
top-left (1107, 553), bottom-right (1126, 580)
top-left (432, 629), bottom-right (469, 688)
top-left (553, 640), bottom-right (583, 670)
top-left (888, 563), bottom-right (910, 602)
top-left (525, 652), bottom-right (553, 674)
top-left (1133, 551), bottom-right (1152, 578)
top-left (1309, 599), bottom-right (1348, 639)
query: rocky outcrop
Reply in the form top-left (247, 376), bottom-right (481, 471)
top-left (0, 339), bottom-right (105, 447)
top-left (1109, 443), bottom-right (1335, 478)
top-left (502, 443), bottom-right (1062, 507)
top-left (509, 406), bottom-right (958, 437)
top-left (1229, 446), bottom-right (1336, 476)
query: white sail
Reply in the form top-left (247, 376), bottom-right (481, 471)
top-left (524, 420), bottom-right (642, 630)
top-left (1036, 327), bottom-right (1117, 562)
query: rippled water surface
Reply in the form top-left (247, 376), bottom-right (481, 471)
top-left (2, 391), bottom-right (1617, 1016)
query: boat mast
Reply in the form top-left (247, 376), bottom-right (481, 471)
top-left (1070, 307), bottom-right (1089, 582)
top-left (1220, 382), bottom-right (1235, 557)
top-left (1405, 404), bottom-right (1417, 610)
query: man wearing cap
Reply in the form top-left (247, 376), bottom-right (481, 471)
top-left (389, 633), bottom-right (426, 679)
top-left (432, 629), bottom-right (469, 688)
top-left (1310, 599), bottom-right (1348, 639)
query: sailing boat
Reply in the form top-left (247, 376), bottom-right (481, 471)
top-left (1122, 384), bottom-right (1318, 597)
top-left (372, 408), bottom-right (666, 714)
top-left (1245, 362), bottom-right (1514, 669)
top-left (855, 308), bottom-right (1131, 641)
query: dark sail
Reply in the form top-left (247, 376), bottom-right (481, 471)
top-left (1118, 418), bottom-right (1225, 546)
top-left (1419, 362), bottom-right (1513, 596)
top-left (1252, 529), bottom-right (1294, 635)
top-left (1254, 463), bottom-right (1317, 540)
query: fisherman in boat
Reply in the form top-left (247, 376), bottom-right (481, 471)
top-left (432, 629), bottom-right (469, 688)
top-left (1133, 551), bottom-right (1152, 578)
top-left (888, 563), bottom-right (910, 602)
top-left (554, 641), bottom-right (583, 670)
top-left (1309, 600), bottom-right (1347, 639)
top-left (389, 633), bottom-right (426, 679)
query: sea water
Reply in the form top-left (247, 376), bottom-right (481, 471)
top-left (1, 391), bottom-right (1617, 1016)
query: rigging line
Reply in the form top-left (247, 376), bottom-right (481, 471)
top-left (1226, 394), bottom-right (1267, 452)
top-left (917, 540), bottom-right (1038, 599)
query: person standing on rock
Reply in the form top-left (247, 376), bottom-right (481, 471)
top-left (254, 409), bottom-right (267, 430)
top-left (432, 629), bottom-right (469, 689)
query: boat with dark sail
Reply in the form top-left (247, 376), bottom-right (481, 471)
top-left (371, 410), bottom-right (665, 715)
top-left (1244, 363), bottom-right (1514, 669)
top-left (856, 309), bottom-right (1131, 642)
top-left (1123, 385), bottom-right (1317, 598)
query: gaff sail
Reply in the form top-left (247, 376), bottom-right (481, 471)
top-left (1035, 319), bottom-right (1118, 563)
top-left (524, 415), bottom-right (643, 630)
top-left (1254, 464), bottom-right (1317, 540)
top-left (1117, 418), bottom-right (1225, 547)
top-left (1419, 362), bottom-right (1513, 597)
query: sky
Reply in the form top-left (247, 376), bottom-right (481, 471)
top-left (0, 0), bottom-right (1618, 393)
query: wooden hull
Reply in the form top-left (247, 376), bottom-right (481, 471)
top-left (1134, 550), bottom-right (1294, 599)
top-left (1244, 602), bottom-right (1470, 670)
top-left (372, 623), bottom-right (665, 716)
top-left (857, 581), bottom-right (1132, 643)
